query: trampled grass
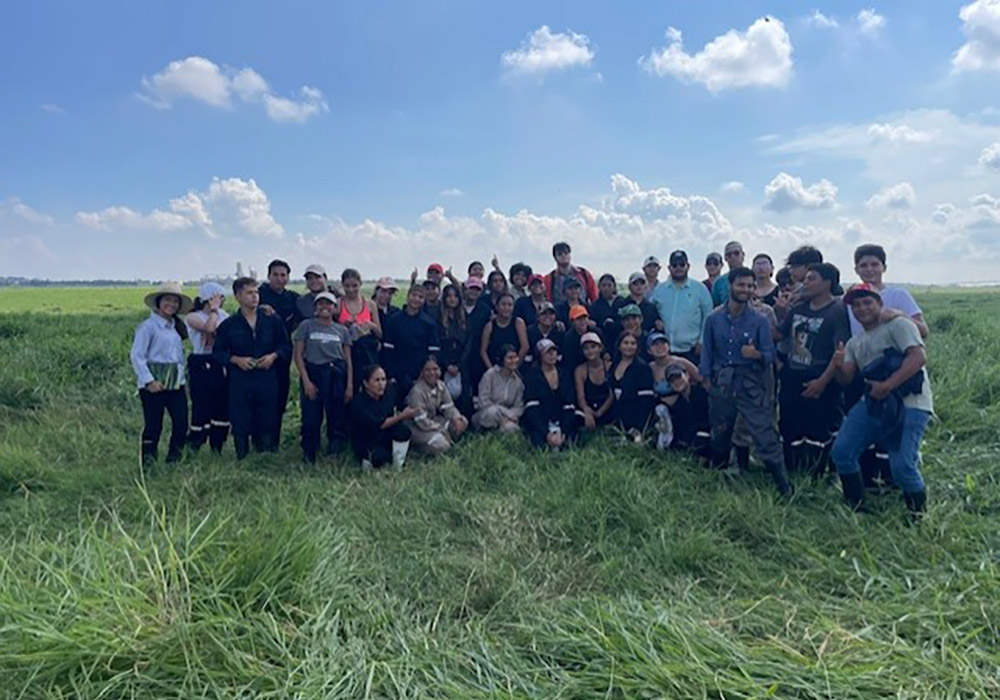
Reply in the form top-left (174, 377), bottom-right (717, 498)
top-left (1, 286), bottom-right (998, 698)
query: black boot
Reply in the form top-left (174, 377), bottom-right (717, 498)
top-left (904, 490), bottom-right (926, 523)
top-left (840, 472), bottom-right (866, 511)
top-left (766, 460), bottom-right (793, 498)
top-left (735, 446), bottom-right (750, 473)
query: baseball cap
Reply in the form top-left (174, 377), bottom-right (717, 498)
top-left (564, 276), bottom-right (583, 289)
top-left (313, 291), bottom-right (338, 306)
top-left (528, 273), bottom-right (545, 287)
top-left (198, 281), bottom-right (226, 300)
top-left (666, 363), bottom-right (687, 380)
top-left (536, 338), bottom-right (558, 355)
top-left (375, 276), bottom-right (398, 291)
top-left (618, 303), bottom-right (642, 318)
top-left (304, 264), bottom-right (327, 278)
top-left (422, 278), bottom-right (440, 289)
top-left (427, 263), bottom-right (444, 275)
top-left (537, 301), bottom-right (556, 314)
top-left (628, 271), bottom-right (646, 285)
top-left (646, 331), bottom-right (669, 349)
top-left (842, 283), bottom-right (882, 305)
top-left (669, 250), bottom-right (689, 266)
top-left (579, 331), bottom-right (603, 347)
top-left (724, 241), bottom-right (744, 255)
top-left (464, 277), bottom-right (484, 290)
top-left (569, 305), bottom-right (590, 321)
top-left (706, 252), bottom-right (723, 265)
top-left (643, 255), bottom-right (660, 268)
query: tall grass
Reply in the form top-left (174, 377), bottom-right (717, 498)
top-left (0, 290), bottom-right (998, 698)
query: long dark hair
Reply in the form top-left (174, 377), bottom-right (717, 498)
top-left (439, 284), bottom-right (467, 333)
top-left (156, 293), bottom-right (189, 341)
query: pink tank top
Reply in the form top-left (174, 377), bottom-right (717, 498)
top-left (338, 298), bottom-right (373, 326)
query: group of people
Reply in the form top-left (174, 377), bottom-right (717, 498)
top-left (131, 239), bottom-right (933, 515)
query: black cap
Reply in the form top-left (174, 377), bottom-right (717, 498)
top-left (564, 276), bottom-right (582, 288)
top-left (706, 252), bottom-right (723, 264)
top-left (665, 363), bottom-right (687, 380)
top-left (669, 250), bottom-right (688, 266)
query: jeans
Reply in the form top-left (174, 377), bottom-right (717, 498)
top-left (832, 403), bottom-right (929, 494)
top-left (140, 388), bottom-right (188, 462)
top-left (300, 361), bottom-right (348, 459)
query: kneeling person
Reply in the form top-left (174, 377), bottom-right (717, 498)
top-left (407, 356), bottom-right (469, 455)
top-left (350, 365), bottom-right (415, 469)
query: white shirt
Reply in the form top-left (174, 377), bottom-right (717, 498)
top-left (848, 285), bottom-right (921, 336)
top-left (187, 308), bottom-right (229, 355)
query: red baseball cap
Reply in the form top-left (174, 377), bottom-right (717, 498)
top-left (528, 274), bottom-right (545, 287)
top-left (427, 263), bottom-right (444, 274)
top-left (843, 283), bottom-right (882, 305)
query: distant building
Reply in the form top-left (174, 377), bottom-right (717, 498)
top-left (235, 261), bottom-right (244, 278)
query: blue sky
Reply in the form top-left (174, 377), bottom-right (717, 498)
top-left (3, 1), bottom-right (1000, 283)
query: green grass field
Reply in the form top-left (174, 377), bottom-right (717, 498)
top-left (1, 286), bottom-right (998, 699)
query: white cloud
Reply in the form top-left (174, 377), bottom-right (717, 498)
top-left (639, 17), bottom-right (793, 92)
top-left (807, 10), bottom-right (839, 29)
top-left (439, 188), bottom-right (465, 198)
top-left (979, 141), bottom-right (1000, 170)
top-left (719, 181), bottom-right (748, 195)
top-left (501, 26), bottom-right (595, 77)
top-left (138, 56), bottom-right (327, 123)
top-left (866, 122), bottom-right (936, 144)
top-left (866, 182), bottom-right (916, 210)
top-left (953, 0), bottom-right (1000, 73)
top-left (5, 197), bottom-right (55, 226)
top-left (75, 177), bottom-right (282, 238)
top-left (857, 8), bottom-right (886, 36)
top-left (763, 173), bottom-right (838, 212)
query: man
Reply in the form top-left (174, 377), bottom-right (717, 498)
top-left (422, 278), bottom-right (442, 319)
top-left (850, 244), bottom-right (928, 338)
top-left (700, 267), bottom-right (791, 496)
top-left (258, 259), bottom-right (300, 440)
top-left (590, 274), bottom-right (623, 339)
top-left (711, 241), bottom-right (745, 306)
top-left (832, 284), bottom-right (932, 516)
top-left (514, 273), bottom-right (547, 326)
top-left (616, 272), bottom-right (659, 332)
top-left (703, 252), bottom-right (723, 293)
top-left (296, 264), bottom-right (330, 321)
top-left (213, 277), bottom-right (292, 459)
top-left (642, 255), bottom-right (661, 300)
top-left (555, 277), bottom-right (589, 328)
top-left (775, 246), bottom-right (826, 325)
top-left (426, 263), bottom-right (445, 287)
top-left (775, 263), bottom-right (851, 475)
top-left (545, 241), bottom-right (597, 304)
top-left (525, 301), bottom-right (564, 369)
top-left (651, 250), bottom-right (714, 364)
top-left (382, 285), bottom-right (442, 405)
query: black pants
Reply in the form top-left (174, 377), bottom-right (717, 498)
top-left (140, 388), bottom-right (188, 462)
top-left (187, 355), bottom-right (229, 453)
top-left (229, 369), bottom-right (279, 459)
top-left (779, 368), bottom-right (842, 474)
top-left (300, 361), bottom-right (348, 460)
top-left (364, 423), bottom-right (411, 468)
top-left (275, 354), bottom-right (292, 442)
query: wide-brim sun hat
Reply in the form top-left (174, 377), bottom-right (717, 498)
top-left (145, 281), bottom-right (194, 314)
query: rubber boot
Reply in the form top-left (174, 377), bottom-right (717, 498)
top-left (904, 490), bottom-right (926, 524)
top-left (766, 460), bottom-right (793, 498)
top-left (840, 471), bottom-right (866, 511)
top-left (735, 445), bottom-right (750, 473)
top-left (783, 443), bottom-right (798, 474)
top-left (392, 440), bottom-right (410, 469)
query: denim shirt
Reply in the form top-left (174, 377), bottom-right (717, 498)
top-left (700, 304), bottom-right (775, 379)
top-left (130, 312), bottom-right (186, 388)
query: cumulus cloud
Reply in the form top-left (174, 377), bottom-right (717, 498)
top-left (719, 181), bottom-right (748, 195)
top-left (857, 8), bottom-right (886, 36)
top-left (501, 26), bottom-right (595, 77)
top-left (953, 0), bottom-right (1000, 73)
top-left (807, 10), bottom-right (839, 29)
top-left (979, 142), bottom-right (1000, 170)
top-left (138, 56), bottom-right (327, 123)
top-left (763, 173), bottom-right (838, 212)
top-left (639, 17), bottom-right (793, 92)
top-left (439, 188), bottom-right (465, 198)
top-left (4, 197), bottom-right (56, 226)
top-left (866, 182), bottom-right (916, 210)
top-left (867, 122), bottom-right (935, 143)
top-left (75, 177), bottom-right (283, 238)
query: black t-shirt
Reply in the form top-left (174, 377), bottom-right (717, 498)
top-left (258, 284), bottom-right (301, 335)
top-left (779, 299), bottom-right (850, 374)
top-left (349, 387), bottom-right (399, 458)
top-left (669, 385), bottom-right (710, 447)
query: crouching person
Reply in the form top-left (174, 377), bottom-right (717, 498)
top-left (407, 355), bottom-right (469, 455)
top-left (832, 284), bottom-right (933, 516)
top-left (523, 339), bottom-right (578, 449)
top-left (473, 345), bottom-right (525, 433)
top-left (350, 364), bottom-right (414, 469)
top-left (293, 292), bottom-right (353, 463)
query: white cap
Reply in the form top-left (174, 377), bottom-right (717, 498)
top-left (313, 291), bottom-right (338, 305)
top-left (304, 264), bottom-right (327, 278)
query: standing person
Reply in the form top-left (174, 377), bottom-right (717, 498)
top-left (296, 264), bottom-right (330, 321)
top-left (462, 277), bottom-right (493, 390)
top-left (508, 262), bottom-right (532, 300)
top-left (525, 302), bottom-right (564, 369)
top-left (703, 252), bottom-right (723, 293)
top-left (642, 255), bottom-right (661, 300)
top-left (406, 355), bottom-right (469, 455)
top-left (522, 339), bottom-right (578, 449)
top-left (293, 292), bottom-right (353, 463)
top-left (258, 259), bottom-right (300, 445)
top-left (212, 277), bottom-right (292, 460)
top-left (422, 279), bottom-right (442, 319)
top-left (185, 282), bottom-right (230, 454)
top-left (560, 305), bottom-right (595, 373)
top-left (382, 285), bottom-right (442, 404)
top-left (438, 283), bottom-right (473, 415)
top-left (484, 270), bottom-right (509, 309)
top-left (775, 263), bottom-right (851, 475)
top-left (131, 282), bottom-right (192, 465)
top-left (850, 244), bottom-right (928, 338)
top-left (616, 304), bottom-right (649, 362)
top-left (338, 268), bottom-right (382, 388)
top-left (349, 365), bottom-right (415, 469)
top-left (650, 250), bottom-right (714, 364)
top-left (711, 241), bottom-right (746, 306)
top-left (555, 277), bottom-right (589, 327)
top-left (832, 285), bottom-right (933, 516)
top-left (426, 263), bottom-right (445, 287)
top-left (775, 246), bottom-right (826, 325)
top-left (545, 241), bottom-right (598, 304)
top-left (700, 268), bottom-right (791, 496)
top-left (473, 345), bottom-right (525, 433)
top-left (575, 332), bottom-right (614, 434)
top-left (752, 254), bottom-right (779, 306)
top-left (616, 272), bottom-right (659, 332)
top-left (514, 274), bottom-right (548, 326)
top-left (481, 293), bottom-right (529, 369)
top-left (372, 277), bottom-right (400, 327)
top-left (590, 273), bottom-right (623, 340)
top-left (609, 332), bottom-right (656, 442)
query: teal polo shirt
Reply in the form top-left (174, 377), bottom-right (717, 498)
top-left (650, 277), bottom-right (715, 352)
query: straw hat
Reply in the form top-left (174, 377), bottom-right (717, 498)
top-left (144, 281), bottom-right (194, 314)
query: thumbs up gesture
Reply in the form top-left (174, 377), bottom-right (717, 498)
top-left (832, 340), bottom-right (846, 369)
top-left (741, 338), bottom-right (761, 359)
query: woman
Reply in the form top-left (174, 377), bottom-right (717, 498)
top-left (524, 302), bottom-right (564, 370)
top-left (438, 284), bottom-right (473, 415)
top-left (472, 345), bottom-right (524, 433)
top-left (647, 332), bottom-right (701, 449)
top-left (372, 276), bottom-right (400, 328)
top-left (590, 273), bottom-right (622, 340)
top-left (349, 364), bottom-right (415, 469)
top-left (130, 281), bottom-right (192, 465)
top-left (339, 268), bottom-right (382, 387)
top-left (406, 355), bottom-right (469, 455)
top-left (522, 339), bottom-right (577, 449)
top-left (485, 269), bottom-right (509, 307)
top-left (609, 332), bottom-right (655, 442)
top-left (185, 282), bottom-right (229, 454)
top-left (481, 293), bottom-right (529, 370)
top-left (661, 363), bottom-right (711, 459)
top-left (753, 253), bottom-right (779, 306)
top-left (468, 260), bottom-right (486, 280)
top-left (514, 274), bottom-right (548, 326)
top-left (574, 332), bottom-right (613, 433)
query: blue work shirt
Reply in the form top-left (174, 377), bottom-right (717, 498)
top-left (711, 275), bottom-right (731, 307)
top-left (650, 277), bottom-right (714, 352)
top-left (700, 303), bottom-right (775, 378)
top-left (130, 312), bottom-right (186, 388)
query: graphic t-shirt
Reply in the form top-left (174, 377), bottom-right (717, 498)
top-left (292, 319), bottom-right (350, 364)
top-left (779, 299), bottom-right (850, 373)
